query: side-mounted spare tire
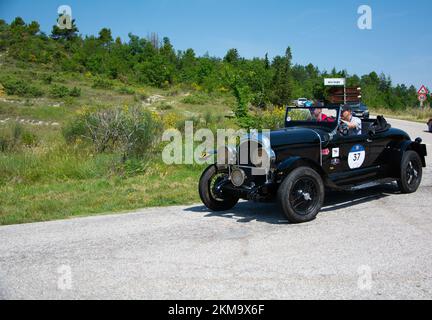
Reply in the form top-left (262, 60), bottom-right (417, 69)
top-left (199, 165), bottom-right (239, 211)
top-left (277, 167), bottom-right (325, 224)
top-left (397, 150), bottom-right (422, 194)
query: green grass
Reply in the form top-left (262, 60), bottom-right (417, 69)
top-left (0, 59), bottom-right (230, 225)
top-left (0, 161), bottom-right (203, 225)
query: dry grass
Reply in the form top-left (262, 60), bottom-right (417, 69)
top-left (370, 107), bottom-right (432, 124)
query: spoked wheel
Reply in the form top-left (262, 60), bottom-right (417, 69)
top-left (199, 165), bottom-right (239, 211)
top-left (398, 151), bottom-right (422, 194)
top-left (278, 167), bottom-right (324, 223)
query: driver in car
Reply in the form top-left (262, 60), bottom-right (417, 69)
top-left (339, 105), bottom-right (362, 136)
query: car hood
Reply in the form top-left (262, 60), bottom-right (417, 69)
top-left (269, 127), bottom-right (322, 148)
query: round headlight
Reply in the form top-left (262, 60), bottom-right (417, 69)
top-left (231, 168), bottom-right (246, 187)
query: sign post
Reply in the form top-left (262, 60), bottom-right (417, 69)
top-left (417, 85), bottom-right (429, 108)
top-left (324, 78), bottom-right (346, 104)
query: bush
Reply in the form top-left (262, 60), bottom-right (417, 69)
top-left (117, 86), bottom-right (135, 95)
top-left (62, 117), bottom-right (87, 144)
top-left (42, 74), bottom-right (53, 84)
top-left (69, 87), bottom-right (82, 97)
top-left (159, 102), bottom-right (173, 110)
top-left (50, 84), bottom-right (69, 98)
top-left (63, 107), bottom-right (163, 160)
top-left (134, 92), bottom-right (149, 102)
top-left (0, 123), bottom-right (38, 152)
top-left (181, 93), bottom-right (209, 105)
top-left (92, 77), bottom-right (113, 89)
top-left (1, 78), bottom-right (44, 97)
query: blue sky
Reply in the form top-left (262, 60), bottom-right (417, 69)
top-left (1, 0), bottom-right (431, 88)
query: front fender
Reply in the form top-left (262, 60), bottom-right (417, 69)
top-left (398, 140), bottom-right (427, 167)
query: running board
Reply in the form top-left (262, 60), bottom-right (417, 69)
top-left (333, 178), bottom-right (396, 192)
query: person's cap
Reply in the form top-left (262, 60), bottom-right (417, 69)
top-left (341, 104), bottom-right (352, 113)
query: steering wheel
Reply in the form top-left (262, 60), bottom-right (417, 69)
top-left (338, 122), bottom-right (349, 136)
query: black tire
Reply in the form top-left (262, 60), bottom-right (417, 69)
top-left (277, 167), bottom-right (325, 224)
top-left (397, 150), bottom-right (422, 194)
top-left (199, 165), bottom-right (239, 211)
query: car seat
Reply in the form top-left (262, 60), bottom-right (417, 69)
top-left (370, 116), bottom-right (391, 134)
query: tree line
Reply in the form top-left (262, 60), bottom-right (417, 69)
top-left (0, 16), bottom-right (425, 110)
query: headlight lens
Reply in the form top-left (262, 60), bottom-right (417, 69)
top-left (231, 168), bottom-right (246, 187)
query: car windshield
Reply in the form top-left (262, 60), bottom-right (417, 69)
top-left (285, 107), bottom-right (340, 131)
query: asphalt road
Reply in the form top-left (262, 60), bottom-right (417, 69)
top-left (1, 118), bottom-right (431, 300)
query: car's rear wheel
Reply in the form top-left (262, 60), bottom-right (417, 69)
top-left (199, 165), bottom-right (239, 211)
top-left (277, 167), bottom-right (325, 224)
top-left (397, 151), bottom-right (422, 194)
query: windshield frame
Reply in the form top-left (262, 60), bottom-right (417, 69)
top-left (284, 106), bottom-right (341, 132)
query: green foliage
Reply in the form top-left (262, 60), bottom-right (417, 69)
top-left (51, 18), bottom-right (79, 41)
top-left (0, 16), bottom-right (421, 114)
top-left (0, 123), bottom-right (38, 152)
top-left (158, 102), bottom-right (173, 110)
top-left (92, 77), bottom-right (113, 89)
top-left (69, 86), bottom-right (81, 97)
top-left (63, 107), bottom-right (163, 160)
top-left (117, 86), bottom-right (135, 95)
top-left (50, 84), bottom-right (69, 98)
top-left (181, 93), bottom-right (209, 105)
top-left (1, 78), bottom-right (44, 97)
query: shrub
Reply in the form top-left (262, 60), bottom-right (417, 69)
top-left (0, 123), bottom-right (38, 152)
top-left (50, 84), bottom-right (70, 98)
top-left (63, 107), bottom-right (163, 160)
top-left (42, 74), bottom-right (53, 84)
top-left (159, 102), bottom-right (173, 111)
top-left (181, 93), bottom-right (209, 105)
top-left (69, 87), bottom-right (82, 97)
top-left (92, 77), bottom-right (113, 89)
top-left (1, 79), bottom-right (44, 97)
top-left (117, 86), bottom-right (135, 95)
top-left (134, 92), bottom-right (149, 102)
top-left (21, 131), bottom-right (38, 147)
top-left (62, 117), bottom-right (87, 144)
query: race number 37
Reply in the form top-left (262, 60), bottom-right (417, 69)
top-left (348, 145), bottom-right (366, 169)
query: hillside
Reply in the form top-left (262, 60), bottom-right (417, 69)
top-left (0, 16), bottom-right (431, 225)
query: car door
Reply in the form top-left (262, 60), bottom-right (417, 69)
top-left (322, 133), bottom-right (378, 185)
top-left (366, 130), bottom-right (393, 167)
top-left (323, 134), bottom-right (370, 172)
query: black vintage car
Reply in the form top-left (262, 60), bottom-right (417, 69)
top-left (198, 106), bottom-right (427, 223)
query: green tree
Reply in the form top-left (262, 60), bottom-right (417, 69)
top-left (224, 48), bottom-right (240, 64)
top-left (98, 28), bottom-right (113, 46)
top-left (270, 47), bottom-right (294, 106)
top-left (51, 17), bottom-right (79, 41)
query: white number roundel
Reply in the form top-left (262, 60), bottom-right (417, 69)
top-left (348, 145), bottom-right (366, 169)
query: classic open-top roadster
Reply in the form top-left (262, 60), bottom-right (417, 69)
top-left (199, 106), bottom-right (427, 223)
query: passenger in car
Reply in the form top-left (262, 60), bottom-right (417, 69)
top-left (311, 108), bottom-right (334, 122)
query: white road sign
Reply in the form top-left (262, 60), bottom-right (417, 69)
top-left (324, 78), bottom-right (346, 86)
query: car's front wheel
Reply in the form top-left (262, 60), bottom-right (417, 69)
top-left (277, 167), bottom-right (325, 224)
top-left (199, 165), bottom-right (239, 211)
top-left (398, 150), bottom-right (422, 194)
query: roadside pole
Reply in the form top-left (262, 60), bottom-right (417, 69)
top-left (344, 83), bottom-right (347, 105)
top-left (324, 78), bottom-right (346, 104)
